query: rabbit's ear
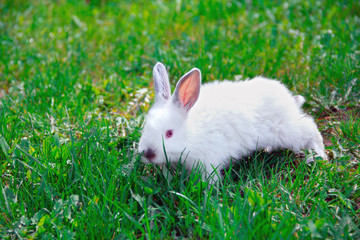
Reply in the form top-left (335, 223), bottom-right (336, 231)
top-left (173, 68), bottom-right (201, 112)
top-left (153, 62), bottom-right (171, 104)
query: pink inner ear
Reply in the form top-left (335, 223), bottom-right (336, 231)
top-left (179, 71), bottom-right (200, 108)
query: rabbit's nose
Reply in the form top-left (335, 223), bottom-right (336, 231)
top-left (143, 148), bottom-right (156, 161)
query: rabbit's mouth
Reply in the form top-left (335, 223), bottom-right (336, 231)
top-left (140, 147), bottom-right (160, 164)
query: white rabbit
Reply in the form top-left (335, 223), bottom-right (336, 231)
top-left (138, 62), bottom-right (327, 182)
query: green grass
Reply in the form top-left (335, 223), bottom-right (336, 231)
top-left (1, 0), bottom-right (359, 239)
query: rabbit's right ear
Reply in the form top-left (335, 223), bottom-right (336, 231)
top-left (153, 62), bottom-right (171, 104)
top-left (173, 68), bottom-right (201, 112)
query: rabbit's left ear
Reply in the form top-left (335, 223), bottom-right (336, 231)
top-left (153, 62), bottom-right (171, 104)
top-left (173, 68), bottom-right (201, 112)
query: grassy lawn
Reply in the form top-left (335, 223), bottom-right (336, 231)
top-left (1, 0), bottom-right (359, 239)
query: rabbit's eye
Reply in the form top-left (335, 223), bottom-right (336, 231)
top-left (165, 130), bottom-right (173, 138)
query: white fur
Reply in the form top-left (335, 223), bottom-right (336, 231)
top-left (138, 63), bottom-right (326, 181)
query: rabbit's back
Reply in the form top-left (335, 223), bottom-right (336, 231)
top-left (190, 77), bottom-right (301, 124)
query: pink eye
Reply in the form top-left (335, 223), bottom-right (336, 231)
top-left (165, 130), bottom-right (173, 138)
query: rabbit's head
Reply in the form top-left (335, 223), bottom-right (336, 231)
top-left (138, 62), bottom-right (201, 164)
